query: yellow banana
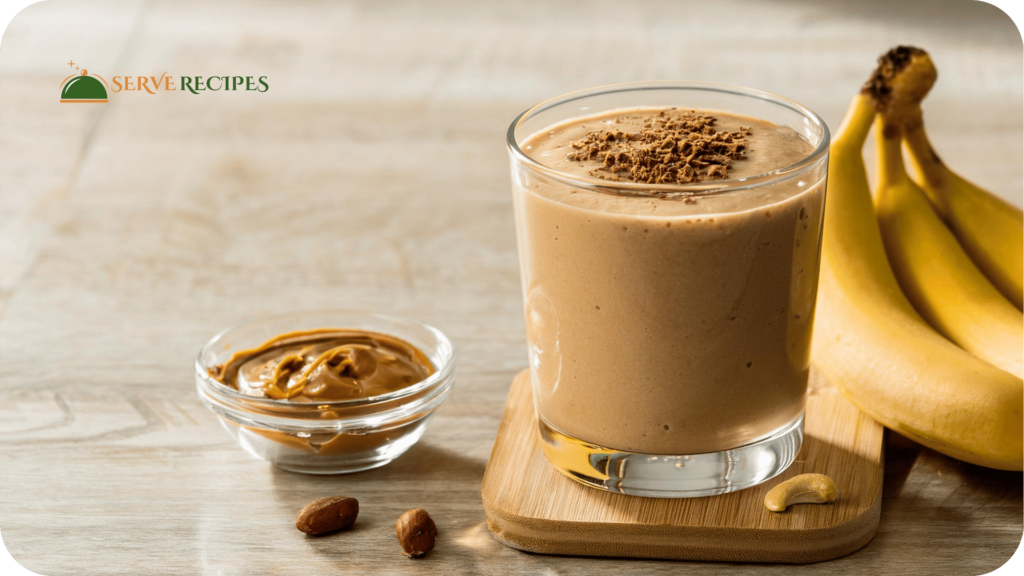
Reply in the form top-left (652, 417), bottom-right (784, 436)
top-left (904, 123), bottom-right (1024, 309)
top-left (811, 93), bottom-right (1023, 470)
top-left (874, 46), bottom-right (1024, 309)
top-left (873, 117), bottom-right (1024, 379)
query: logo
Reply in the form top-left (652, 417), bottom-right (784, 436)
top-left (60, 60), bottom-right (108, 103)
top-left (59, 59), bottom-right (269, 102)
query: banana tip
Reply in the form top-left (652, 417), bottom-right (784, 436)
top-left (862, 45), bottom-right (937, 116)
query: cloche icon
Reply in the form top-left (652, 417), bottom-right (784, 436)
top-left (60, 69), bottom-right (108, 103)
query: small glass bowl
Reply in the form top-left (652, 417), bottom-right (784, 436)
top-left (195, 310), bottom-right (456, 474)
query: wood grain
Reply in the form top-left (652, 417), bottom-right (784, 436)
top-left (0, 0), bottom-right (1021, 574)
top-left (483, 369), bottom-right (883, 563)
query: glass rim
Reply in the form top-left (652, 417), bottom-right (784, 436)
top-left (506, 81), bottom-right (831, 197)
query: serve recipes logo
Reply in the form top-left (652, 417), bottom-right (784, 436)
top-left (59, 59), bottom-right (269, 103)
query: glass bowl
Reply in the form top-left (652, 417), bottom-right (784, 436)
top-left (195, 310), bottom-right (456, 474)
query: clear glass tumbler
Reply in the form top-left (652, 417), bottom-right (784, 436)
top-left (507, 82), bottom-right (829, 497)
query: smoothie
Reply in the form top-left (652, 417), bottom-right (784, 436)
top-left (513, 107), bottom-right (823, 455)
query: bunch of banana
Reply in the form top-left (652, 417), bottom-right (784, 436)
top-left (871, 52), bottom-right (1023, 380)
top-left (811, 46), bottom-right (1023, 471)
top-left (901, 88), bottom-right (1024, 309)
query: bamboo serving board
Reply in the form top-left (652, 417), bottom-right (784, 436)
top-left (481, 369), bottom-right (885, 563)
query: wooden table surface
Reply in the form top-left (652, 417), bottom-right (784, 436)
top-left (1, 0), bottom-right (1021, 574)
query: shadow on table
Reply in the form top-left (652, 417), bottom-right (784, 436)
top-left (264, 436), bottom-right (487, 491)
top-left (883, 430), bottom-right (1023, 507)
top-left (367, 440), bottom-right (488, 481)
top-left (266, 441), bottom-right (493, 570)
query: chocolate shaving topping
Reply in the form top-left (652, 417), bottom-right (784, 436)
top-left (566, 110), bottom-right (749, 184)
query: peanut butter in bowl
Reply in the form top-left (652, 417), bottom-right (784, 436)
top-left (208, 329), bottom-right (434, 402)
top-left (195, 311), bottom-right (457, 474)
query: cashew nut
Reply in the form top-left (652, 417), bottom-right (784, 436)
top-left (764, 473), bottom-right (837, 512)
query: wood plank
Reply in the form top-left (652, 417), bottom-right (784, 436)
top-left (0, 0), bottom-right (145, 316)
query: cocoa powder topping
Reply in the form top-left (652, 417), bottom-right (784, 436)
top-left (565, 110), bottom-right (749, 184)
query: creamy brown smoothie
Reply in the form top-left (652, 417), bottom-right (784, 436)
top-left (513, 107), bottom-right (823, 455)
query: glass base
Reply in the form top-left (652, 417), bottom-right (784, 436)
top-left (538, 413), bottom-right (804, 498)
top-left (223, 417), bottom-right (430, 475)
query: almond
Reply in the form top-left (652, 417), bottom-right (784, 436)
top-left (395, 508), bottom-right (437, 558)
top-left (295, 496), bottom-right (359, 535)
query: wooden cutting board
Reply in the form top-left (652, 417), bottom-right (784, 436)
top-left (481, 369), bottom-right (885, 563)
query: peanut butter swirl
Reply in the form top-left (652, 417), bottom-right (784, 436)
top-left (208, 328), bottom-right (434, 402)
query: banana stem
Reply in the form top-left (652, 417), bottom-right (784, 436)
top-left (875, 115), bottom-right (910, 188)
top-left (835, 94), bottom-right (876, 150)
top-left (902, 121), bottom-right (943, 185)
